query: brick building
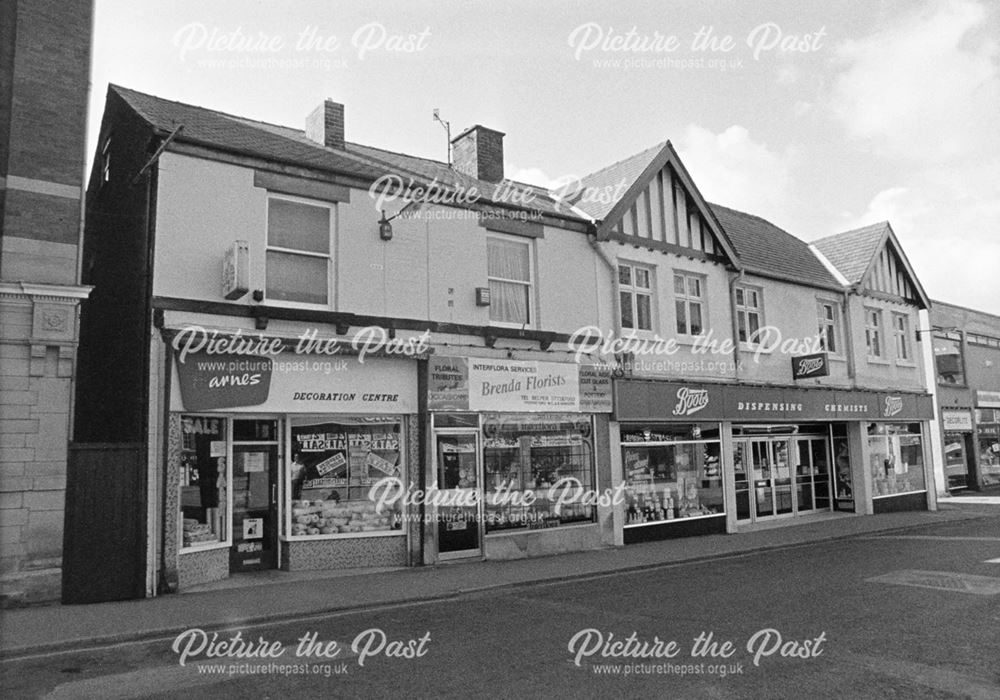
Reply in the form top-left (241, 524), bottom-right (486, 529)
top-left (0, 0), bottom-right (93, 605)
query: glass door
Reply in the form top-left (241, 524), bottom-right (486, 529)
top-left (794, 437), bottom-right (832, 513)
top-left (772, 439), bottom-right (793, 515)
top-left (751, 440), bottom-right (775, 518)
top-left (231, 419), bottom-right (280, 572)
top-left (435, 432), bottom-right (482, 559)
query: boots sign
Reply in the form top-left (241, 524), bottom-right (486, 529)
top-left (791, 352), bottom-right (829, 380)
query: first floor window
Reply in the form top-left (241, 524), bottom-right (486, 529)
top-left (180, 415), bottom-right (228, 548)
top-left (865, 308), bottom-right (883, 358)
top-left (618, 263), bottom-right (653, 331)
top-left (487, 236), bottom-right (533, 325)
top-left (674, 272), bottom-right (704, 336)
top-left (893, 313), bottom-right (911, 361)
top-left (288, 417), bottom-right (403, 537)
top-left (934, 334), bottom-right (965, 384)
top-left (735, 286), bottom-right (762, 343)
top-left (818, 301), bottom-right (839, 354)
top-left (266, 196), bottom-right (333, 305)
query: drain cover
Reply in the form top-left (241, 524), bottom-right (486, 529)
top-left (866, 569), bottom-right (1000, 595)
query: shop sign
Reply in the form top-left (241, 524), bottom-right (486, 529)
top-left (174, 352), bottom-right (416, 413)
top-left (942, 410), bottom-right (973, 432)
top-left (976, 390), bottom-right (1000, 408)
top-left (791, 352), bottom-right (829, 380)
top-left (175, 352), bottom-right (272, 411)
top-left (427, 357), bottom-right (612, 413)
top-left (615, 380), bottom-right (932, 422)
top-left (222, 240), bottom-right (249, 300)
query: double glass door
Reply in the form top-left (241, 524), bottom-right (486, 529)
top-left (735, 436), bottom-right (831, 522)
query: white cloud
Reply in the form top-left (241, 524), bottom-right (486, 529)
top-left (829, 0), bottom-right (1000, 162)
top-left (676, 124), bottom-right (794, 220)
top-left (507, 166), bottom-right (559, 189)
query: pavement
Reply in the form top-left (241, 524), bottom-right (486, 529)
top-left (1, 500), bottom-right (997, 659)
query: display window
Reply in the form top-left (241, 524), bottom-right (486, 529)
top-left (179, 415), bottom-right (230, 549)
top-left (286, 416), bottom-right (404, 539)
top-left (620, 423), bottom-right (723, 526)
top-left (978, 429), bottom-right (1000, 487)
top-left (867, 423), bottom-right (926, 497)
top-left (482, 413), bottom-right (597, 533)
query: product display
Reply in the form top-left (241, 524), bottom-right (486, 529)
top-left (289, 498), bottom-right (398, 536)
top-left (288, 417), bottom-right (404, 538)
top-left (179, 415), bottom-right (227, 548)
top-left (482, 414), bottom-right (596, 532)
top-left (621, 423), bottom-right (724, 527)
top-left (867, 423), bottom-right (926, 496)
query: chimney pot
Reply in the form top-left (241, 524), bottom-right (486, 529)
top-left (451, 125), bottom-right (505, 182)
top-left (306, 99), bottom-right (345, 150)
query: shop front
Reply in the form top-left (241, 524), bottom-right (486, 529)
top-left (166, 345), bottom-right (418, 590)
top-left (426, 356), bottom-right (614, 562)
top-left (613, 380), bottom-right (935, 541)
top-left (976, 408), bottom-right (1000, 488)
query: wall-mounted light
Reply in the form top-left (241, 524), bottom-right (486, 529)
top-left (335, 322), bottom-right (350, 336)
top-left (377, 201), bottom-right (423, 241)
top-left (254, 315), bottom-right (268, 330)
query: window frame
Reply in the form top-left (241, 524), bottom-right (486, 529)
top-left (265, 194), bottom-right (335, 309)
top-left (486, 233), bottom-right (535, 329)
top-left (892, 312), bottom-right (914, 364)
top-left (673, 270), bottom-right (706, 338)
top-left (100, 137), bottom-right (111, 185)
top-left (865, 307), bottom-right (885, 360)
top-left (178, 414), bottom-right (233, 553)
top-left (617, 261), bottom-right (656, 334)
top-left (816, 299), bottom-right (842, 356)
top-left (735, 284), bottom-right (764, 346)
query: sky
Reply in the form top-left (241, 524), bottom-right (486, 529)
top-left (88, 0), bottom-right (1000, 314)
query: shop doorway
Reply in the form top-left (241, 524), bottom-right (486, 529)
top-left (734, 433), bottom-right (833, 523)
top-left (944, 432), bottom-right (975, 491)
top-left (231, 419), bottom-right (280, 572)
top-left (434, 432), bottom-right (482, 559)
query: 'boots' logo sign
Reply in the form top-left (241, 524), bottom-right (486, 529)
top-left (672, 387), bottom-right (709, 416)
top-left (883, 396), bottom-right (903, 418)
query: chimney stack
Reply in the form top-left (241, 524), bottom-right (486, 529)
top-left (305, 99), bottom-right (345, 150)
top-left (451, 125), bottom-right (505, 182)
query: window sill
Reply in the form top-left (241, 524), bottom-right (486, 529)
top-left (488, 321), bottom-right (533, 331)
top-left (866, 356), bottom-right (891, 365)
top-left (895, 360), bottom-right (918, 368)
top-left (180, 541), bottom-right (230, 554)
top-left (624, 512), bottom-right (725, 528)
top-left (282, 531), bottom-right (405, 542)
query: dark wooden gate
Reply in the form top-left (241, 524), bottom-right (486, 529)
top-left (62, 443), bottom-right (147, 604)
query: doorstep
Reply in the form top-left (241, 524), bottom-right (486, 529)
top-left (733, 510), bottom-right (857, 534)
top-left (183, 566), bottom-right (404, 594)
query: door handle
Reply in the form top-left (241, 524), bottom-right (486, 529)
top-left (272, 483), bottom-right (277, 505)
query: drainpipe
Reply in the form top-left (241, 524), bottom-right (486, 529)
top-left (728, 269), bottom-right (744, 382)
top-left (587, 230), bottom-right (620, 338)
top-left (843, 286), bottom-right (858, 388)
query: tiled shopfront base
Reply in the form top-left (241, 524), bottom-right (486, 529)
top-left (484, 524), bottom-right (604, 560)
top-left (873, 492), bottom-right (928, 514)
top-left (281, 536), bottom-right (408, 571)
top-left (178, 547), bottom-right (229, 589)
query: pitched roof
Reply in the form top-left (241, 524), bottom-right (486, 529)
top-left (812, 223), bottom-right (887, 285)
top-left (813, 221), bottom-right (930, 308)
top-left (709, 204), bottom-right (842, 291)
top-left (108, 85), bottom-right (583, 222)
top-left (572, 142), bottom-right (665, 220)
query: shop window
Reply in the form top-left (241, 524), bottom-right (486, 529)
top-left (933, 334), bottom-right (966, 385)
top-left (618, 263), bottom-right (653, 332)
top-left (487, 235), bottom-right (533, 326)
top-left (620, 423), bottom-right (724, 526)
top-left (817, 301), bottom-right (840, 354)
top-left (867, 423), bottom-right (926, 497)
top-left (266, 196), bottom-right (333, 306)
top-left (865, 308), bottom-right (883, 359)
top-left (976, 412), bottom-right (1000, 487)
top-left (482, 414), bottom-right (596, 532)
top-left (735, 286), bottom-right (763, 344)
top-left (893, 313), bottom-right (911, 362)
top-left (288, 417), bottom-right (403, 538)
top-left (179, 416), bottom-right (229, 549)
top-left (674, 272), bottom-right (704, 336)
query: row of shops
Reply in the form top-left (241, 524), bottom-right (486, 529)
top-left (167, 342), bottom-right (935, 590)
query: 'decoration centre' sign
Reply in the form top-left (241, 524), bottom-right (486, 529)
top-left (428, 357), bottom-right (612, 413)
top-left (174, 352), bottom-right (416, 413)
